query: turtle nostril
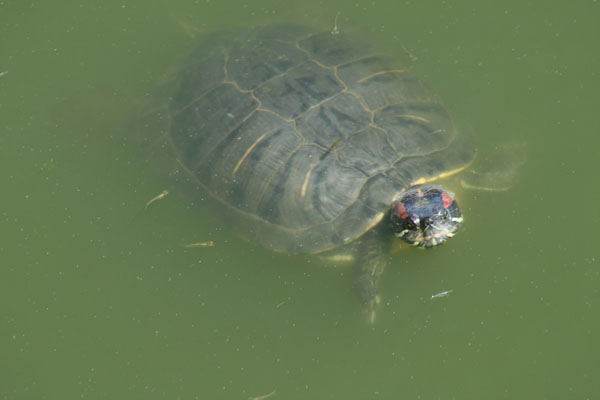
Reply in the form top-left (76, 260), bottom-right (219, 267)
top-left (421, 217), bottom-right (433, 230)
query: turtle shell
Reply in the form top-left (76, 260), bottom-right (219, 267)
top-left (142, 24), bottom-right (475, 254)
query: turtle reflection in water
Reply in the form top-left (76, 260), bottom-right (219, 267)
top-left (141, 24), bottom-right (523, 322)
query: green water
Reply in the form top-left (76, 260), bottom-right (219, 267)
top-left (2, 1), bottom-right (599, 399)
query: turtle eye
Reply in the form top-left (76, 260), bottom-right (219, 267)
top-left (443, 209), bottom-right (449, 219)
top-left (406, 218), bottom-right (417, 230)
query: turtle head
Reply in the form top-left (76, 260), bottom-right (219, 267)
top-left (390, 184), bottom-right (463, 248)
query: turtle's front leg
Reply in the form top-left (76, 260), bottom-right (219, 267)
top-left (353, 228), bottom-right (389, 323)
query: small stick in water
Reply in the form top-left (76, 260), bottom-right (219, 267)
top-left (331, 11), bottom-right (341, 35)
top-left (184, 241), bottom-right (215, 248)
top-left (145, 189), bottom-right (169, 209)
top-left (0, 71), bottom-right (7, 77)
top-left (320, 137), bottom-right (343, 160)
top-left (431, 290), bottom-right (453, 299)
top-left (249, 389), bottom-right (277, 400)
top-left (276, 297), bottom-right (290, 308)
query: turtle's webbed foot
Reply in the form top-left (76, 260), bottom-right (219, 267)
top-left (461, 142), bottom-right (527, 191)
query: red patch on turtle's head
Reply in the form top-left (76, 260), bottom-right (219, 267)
top-left (395, 202), bottom-right (408, 219)
top-left (442, 192), bottom-right (454, 208)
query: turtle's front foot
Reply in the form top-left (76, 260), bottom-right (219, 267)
top-left (352, 227), bottom-right (387, 323)
top-left (354, 273), bottom-right (382, 323)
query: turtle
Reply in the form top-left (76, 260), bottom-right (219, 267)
top-left (141, 23), bottom-right (522, 322)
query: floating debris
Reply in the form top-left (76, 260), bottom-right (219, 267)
top-left (145, 189), bottom-right (168, 209)
top-left (431, 290), bottom-right (453, 299)
top-left (0, 71), bottom-right (7, 78)
top-left (331, 11), bottom-right (342, 35)
top-left (184, 240), bottom-right (215, 248)
top-left (276, 298), bottom-right (290, 308)
top-left (320, 137), bottom-right (343, 160)
top-left (249, 389), bottom-right (277, 400)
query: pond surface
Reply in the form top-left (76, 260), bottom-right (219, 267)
top-left (1, 1), bottom-right (599, 399)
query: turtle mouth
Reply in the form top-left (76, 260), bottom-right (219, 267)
top-left (398, 221), bottom-right (461, 248)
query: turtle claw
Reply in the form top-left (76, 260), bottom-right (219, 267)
top-left (369, 310), bottom-right (376, 324)
top-left (367, 295), bottom-right (381, 324)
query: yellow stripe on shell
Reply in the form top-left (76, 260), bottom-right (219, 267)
top-left (232, 133), bottom-right (266, 175)
top-left (301, 161), bottom-right (319, 197)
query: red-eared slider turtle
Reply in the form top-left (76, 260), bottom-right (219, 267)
top-left (142, 24), bottom-right (520, 322)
